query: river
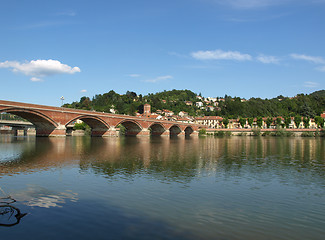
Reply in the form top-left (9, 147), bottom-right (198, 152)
top-left (0, 135), bottom-right (324, 239)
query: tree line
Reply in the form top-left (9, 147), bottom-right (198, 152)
top-left (62, 89), bottom-right (325, 119)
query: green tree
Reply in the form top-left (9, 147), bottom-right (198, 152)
top-left (276, 117), bottom-right (282, 127)
top-left (294, 115), bottom-right (302, 128)
top-left (239, 118), bottom-right (246, 128)
top-left (314, 116), bottom-right (324, 128)
top-left (256, 117), bottom-right (263, 128)
top-left (222, 118), bottom-right (229, 128)
top-left (285, 117), bottom-right (291, 128)
top-left (266, 117), bottom-right (273, 128)
top-left (247, 117), bottom-right (254, 128)
top-left (303, 117), bottom-right (310, 129)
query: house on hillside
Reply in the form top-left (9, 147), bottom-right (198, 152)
top-left (162, 109), bottom-right (174, 116)
top-left (196, 102), bottom-right (203, 108)
top-left (206, 105), bottom-right (215, 112)
top-left (195, 116), bottom-right (223, 128)
top-left (178, 111), bottom-right (188, 118)
top-left (206, 97), bottom-right (217, 102)
top-left (228, 119), bottom-right (241, 129)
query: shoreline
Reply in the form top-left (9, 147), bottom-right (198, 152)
top-left (203, 128), bottom-right (324, 137)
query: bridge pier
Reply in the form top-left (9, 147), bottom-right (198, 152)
top-left (91, 127), bottom-right (117, 137)
top-left (101, 127), bottom-right (119, 137)
top-left (36, 124), bottom-right (66, 137)
top-left (12, 127), bottom-right (29, 136)
top-left (49, 124), bottom-right (67, 137)
top-left (137, 128), bottom-right (150, 136)
top-left (12, 127), bottom-right (18, 136)
top-left (160, 129), bottom-right (170, 136)
top-left (179, 130), bottom-right (185, 136)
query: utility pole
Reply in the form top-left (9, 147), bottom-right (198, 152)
top-left (60, 96), bottom-right (65, 106)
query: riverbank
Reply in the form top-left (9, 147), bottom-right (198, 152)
top-left (202, 128), bottom-right (325, 137)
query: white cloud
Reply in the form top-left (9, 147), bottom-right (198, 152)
top-left (304, 81), bottom-right (319, 88)
top-left (256, 55), bottom-right (280, 64)
top-left (13, 185), bottom-right (78, 209)
top-left (30, 77), bottom-right (42, 82)
top-left (144, 75), bottom-right (173, 83)
top-left (80, 89), bottom-right (87, 93)
top-left (128, 74), bottom-right (141, 77)
top-left (191, 49), bottom-right (252, 61)
top-left (0, 59), bottom-right (81, 81)
top-left (290, 54), bottom-right (325, 64)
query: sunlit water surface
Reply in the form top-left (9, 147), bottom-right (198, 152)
top-left (0, 135), bottom-right (324, 239)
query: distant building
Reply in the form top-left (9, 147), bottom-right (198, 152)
top-left (178, 111), bottom-right (188, 117)
top-left (109, 105), bottom-right (116, 114)
top-left (206, 105), bottom-right (214, 111)
top-left (206, 97), bottom-right (217, 102)
top-left (177, 117), bottom-right (193, 124)
top-left (162, 109), bottom-right (174, 116)
top-left (196, 102), bottom-right (203, 108)
top-left (144, 104), bottom-right (151, 117)
top-left (228, 119), bottom-right (241, 129)
top-left (195, 116), bottom-right (223, 128)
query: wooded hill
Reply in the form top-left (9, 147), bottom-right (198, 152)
top-left (62, 89), bottom-right (325, 118)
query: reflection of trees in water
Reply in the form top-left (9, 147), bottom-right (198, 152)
top-left (199, 137), bottom-right (325, 185)
top-left (78, 137), bottom-right (325, 184)
top-left (0, 204), bottom-right (27, 227)
top-left (1, 136), bottom-right (325, 182)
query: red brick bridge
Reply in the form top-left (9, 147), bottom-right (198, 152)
top-left (0, 100), bottom-right (201, 137)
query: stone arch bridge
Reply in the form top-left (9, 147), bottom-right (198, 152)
top-left (0, 100), bottom-right (201, 137)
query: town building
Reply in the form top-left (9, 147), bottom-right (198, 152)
top-left (195, 116), bottom-right (223, 128)
top-left (196, 102), bottom-right (203, 108)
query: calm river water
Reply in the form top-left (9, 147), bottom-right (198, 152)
top-left (0, 135), bottom-right (324, 239)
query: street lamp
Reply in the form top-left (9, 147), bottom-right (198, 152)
top-left (60, 96), bottom-right (65, 106)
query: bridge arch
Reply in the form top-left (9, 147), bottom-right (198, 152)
top-left (184, 126), bottom-right (194, 136)
top-left (66, 115), bottom-right (110, 137)
top-left (115, 119), bottom-right (143, 136)
top-left (149, 122), bottom-right (166, 136)
top-left (0, 108), bottom-right (58, 136)
top-left (169, 124), bottom-right (182, 136)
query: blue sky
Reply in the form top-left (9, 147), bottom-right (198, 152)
top-left (0, 0), bottom-right (325, 106)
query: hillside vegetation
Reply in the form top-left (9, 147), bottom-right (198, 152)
top-left (62, 89), bottom-right (325, 118)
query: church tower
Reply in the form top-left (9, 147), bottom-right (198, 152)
top-left (144, 104), bottom-right (151, 117)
